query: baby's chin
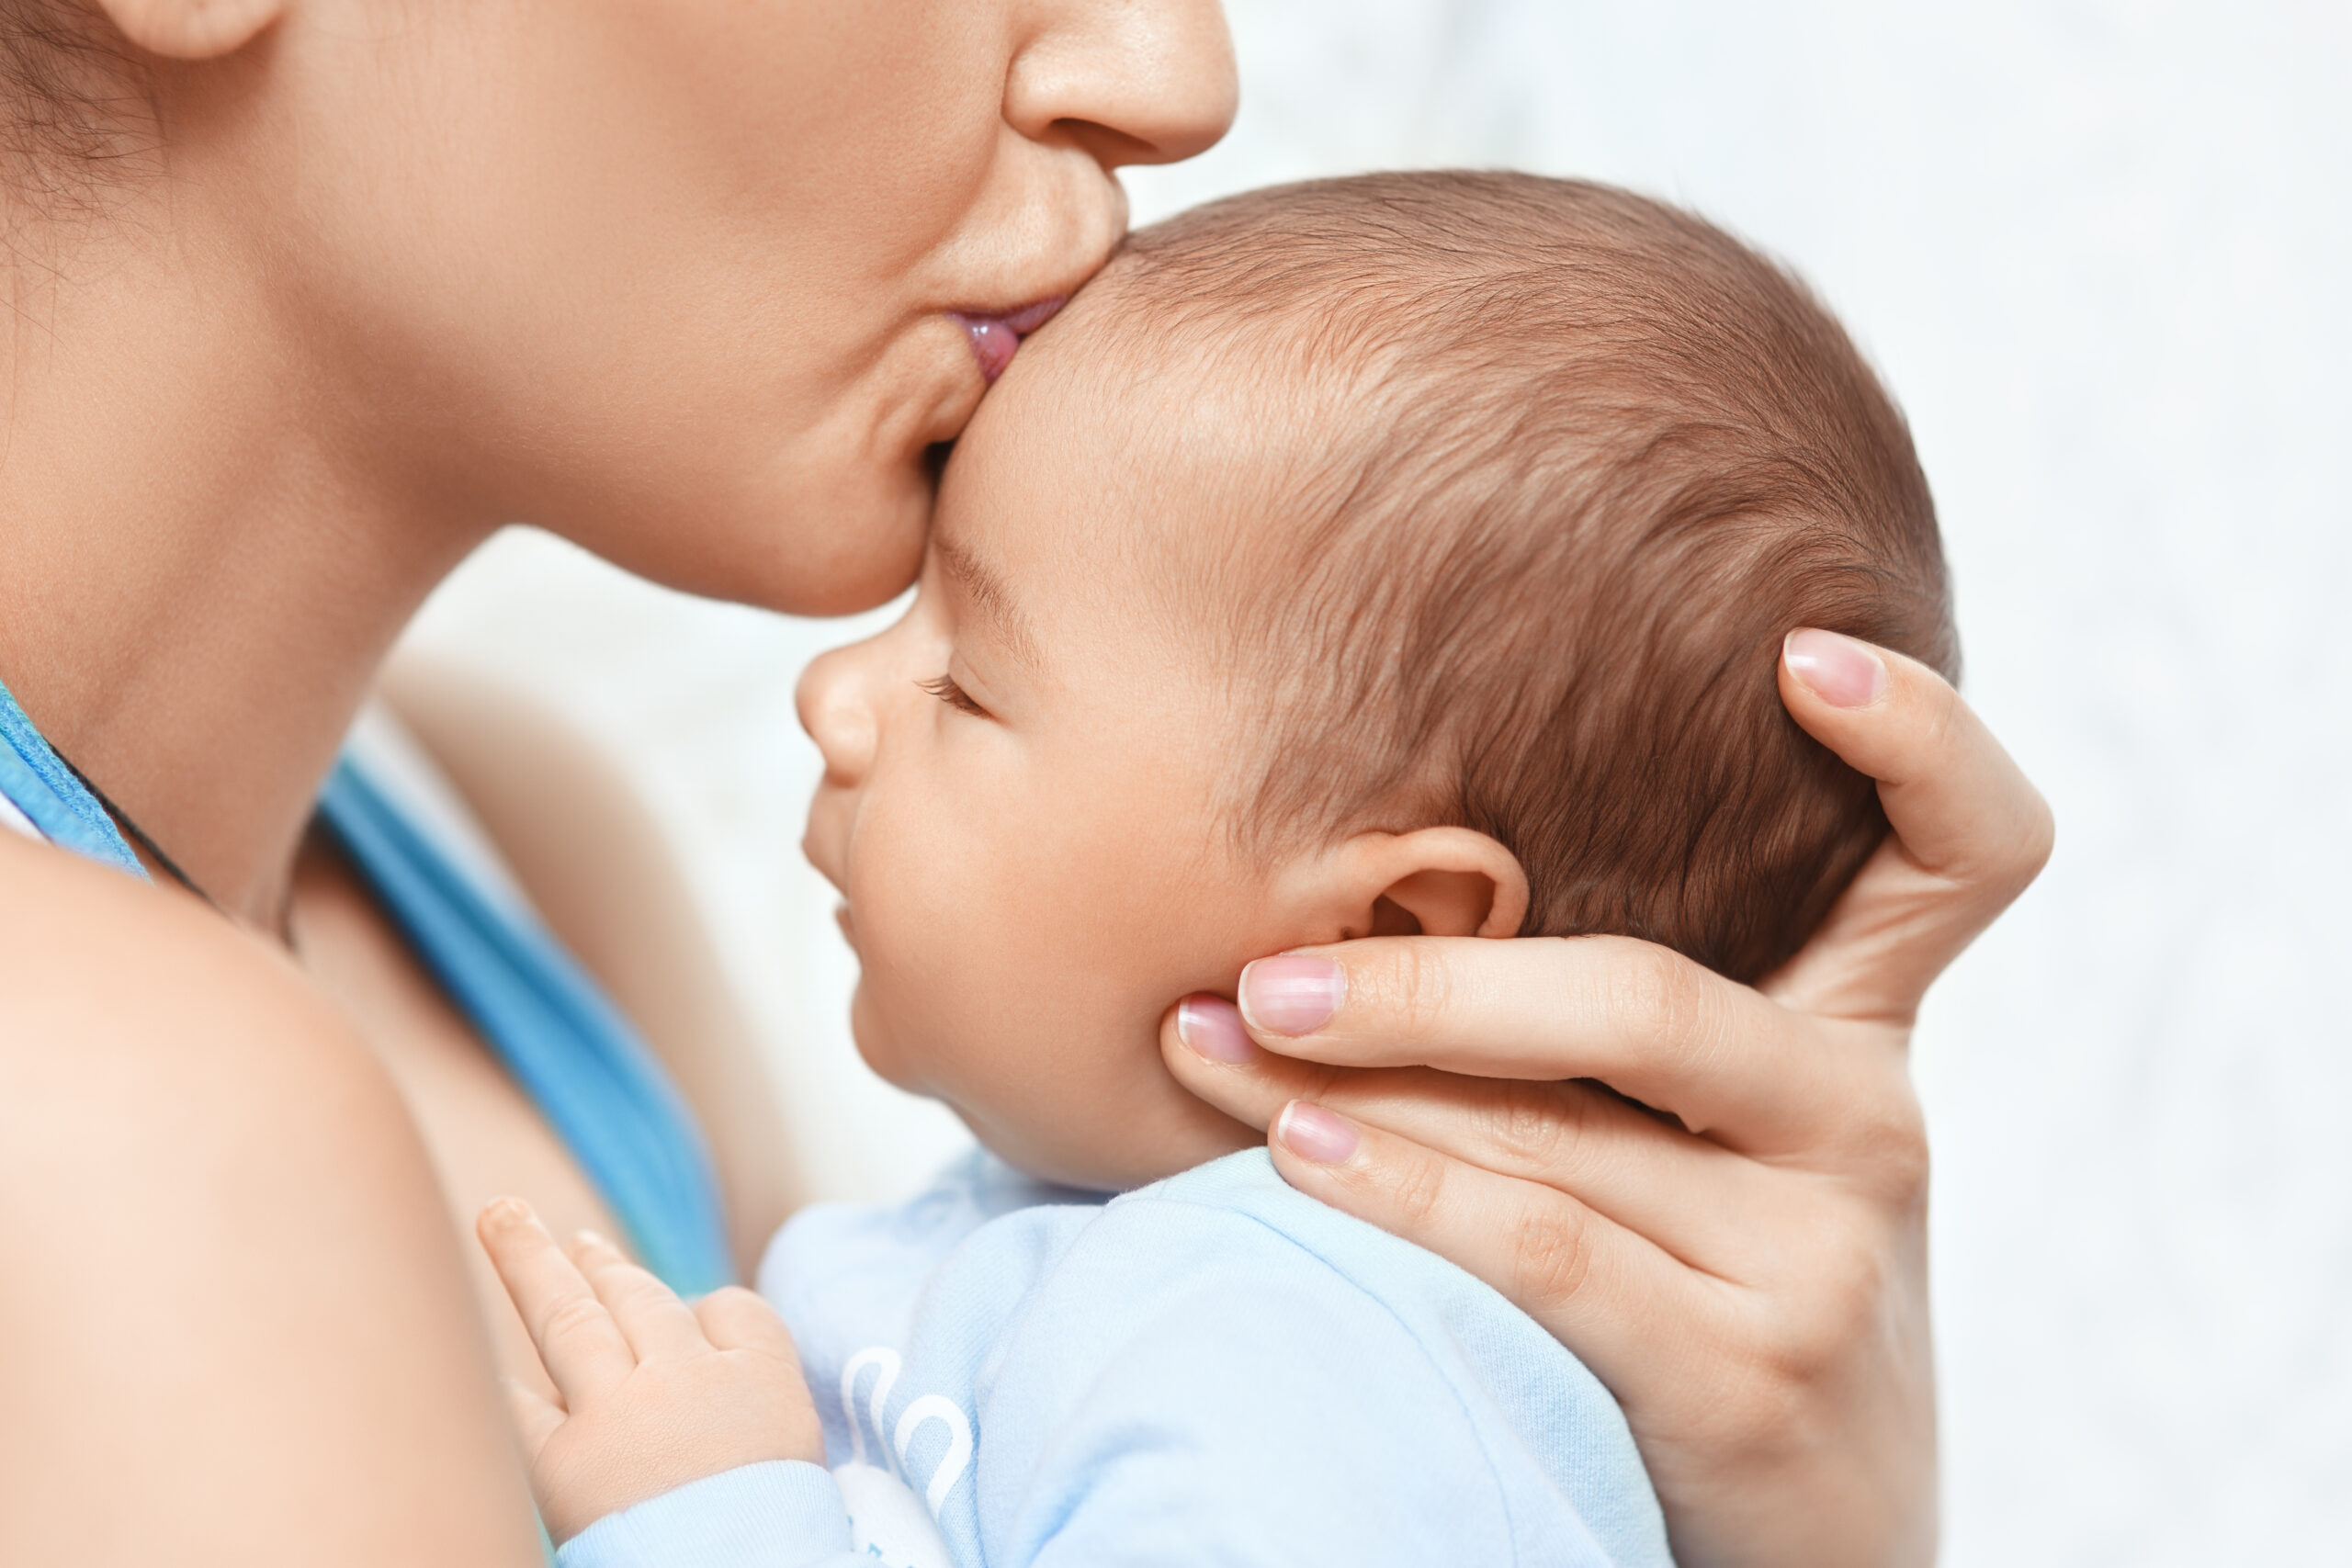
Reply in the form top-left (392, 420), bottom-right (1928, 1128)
top-left (948, 1089), bottom-right (1261, 1195)
top-left (845, 980), bottom-right (920, 1092)
top-left (847, 984), bottom-right (1261, 1191)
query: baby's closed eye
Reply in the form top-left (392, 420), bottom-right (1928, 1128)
top-left (918, 674), bottom-right (989, 717)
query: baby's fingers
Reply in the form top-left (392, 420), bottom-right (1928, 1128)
top-left (503, 1373), bottom-right (567, 1463)
top-left (566, 1229), bottom-right (712, 1363)
top-left (695, 1287), bottom-right (828, 1465)
top-left (694, 1285), bottom-right (800, 1360)
top-left (477, 1198), bottom-right (637, 1404)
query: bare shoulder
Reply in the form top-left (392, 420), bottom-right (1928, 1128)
top-left (0, 827), bottom-right (435, 1224)
top-left (380, 652), bottom-right (803, 1270)
top-left (0, 825), bottom-right (368, 1092)
top-left (0, 830), bottom-right (540, 1566)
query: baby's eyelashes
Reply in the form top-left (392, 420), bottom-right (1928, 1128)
top-left (918, 673), bottom-right (990, 718)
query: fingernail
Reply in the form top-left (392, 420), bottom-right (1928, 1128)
top-left (1783, 628), bottom-right (1888, 708)
top-left (1275, 1101), bottom-right (1359, 1165)
top-left (1239, 954), bottom-right (1344, 1036)
top-left (1176, 995), bottom-right (1256, 1063)
top-left (573, 1229), bottom-right (613, 1251)
top-left (481, 1197), bottom-right (531, 1228)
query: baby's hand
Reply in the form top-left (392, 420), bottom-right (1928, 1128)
top-left (477, 1199), bottom-right (824, 1542)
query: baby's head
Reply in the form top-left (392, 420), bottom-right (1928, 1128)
top-left (797, 172), bottom-right (1954, 1190)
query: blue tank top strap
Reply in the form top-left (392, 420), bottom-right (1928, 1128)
top-left (317, 750), bottom-right (735, 1297)
top-left (0, 676), bottom-right (148, 877)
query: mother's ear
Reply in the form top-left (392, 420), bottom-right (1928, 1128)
top-left (98, 0), bottom-right (282, 59)
top-left (1282, 827), bottom-right (1530, 942)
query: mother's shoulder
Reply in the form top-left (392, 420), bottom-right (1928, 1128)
top-left (0, 829), bottom-right (540, 1566)
top-left (0, 827), bottom-right (399, 1111)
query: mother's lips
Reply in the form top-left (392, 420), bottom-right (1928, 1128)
top-left (948, 296), bottom-right (1066, 384)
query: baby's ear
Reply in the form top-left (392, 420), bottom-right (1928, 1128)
top-left (1291, 827), bottom-right (1530, 941)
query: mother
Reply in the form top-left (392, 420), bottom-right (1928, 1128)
top-left (0, 2), bottom-right (2046, 1565)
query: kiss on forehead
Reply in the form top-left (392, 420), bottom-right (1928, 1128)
top-left (797, 171), bottom-right (1951, 1196)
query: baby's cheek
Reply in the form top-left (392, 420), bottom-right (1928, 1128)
top-left (837, 805), bottom-right (959, 1086)
top-left (842, 756), bottom-right (1247, 1182)
top-left (841, 795), bottom-right (1051, 1079)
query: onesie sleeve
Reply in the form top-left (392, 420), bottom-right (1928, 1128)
top-left (554, 1461), bottom-right (864, 1568)
top-left (972, 1203), bottom-right (1527, 1568)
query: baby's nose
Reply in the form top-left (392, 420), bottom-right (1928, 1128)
top-left (796, 644), bottom-right (878, 788)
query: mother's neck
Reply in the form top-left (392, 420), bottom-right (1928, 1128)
top-left (0, 215), bottom-right (494, 928)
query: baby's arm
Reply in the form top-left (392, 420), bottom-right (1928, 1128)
top-left (476, 1200), bottom-right (852, 1564)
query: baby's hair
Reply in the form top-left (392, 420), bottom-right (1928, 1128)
top-left (1095, 172), bottom-right (1954, 983)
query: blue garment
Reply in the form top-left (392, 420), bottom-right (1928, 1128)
top-left (560, 1148), bottom-right (1673, 1568)
top-left (318, 756), bottom-right (731, 1295)
top-left (0, 677), bottom-right (148, 876)
top-left (0, 675), bottom-right (732, 1297)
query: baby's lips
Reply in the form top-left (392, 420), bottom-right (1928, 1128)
top-left (948, 296), bottom-right (1067, 383)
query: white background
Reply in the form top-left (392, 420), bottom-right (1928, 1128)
top-left (403, 4), bottom-right (2352, 1561)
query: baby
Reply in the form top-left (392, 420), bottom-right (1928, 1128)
top-left (480, 172), bottom-right (1955, 1568)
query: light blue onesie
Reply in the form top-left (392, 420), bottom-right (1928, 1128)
top-left (558, 1146), bottom-right (1675, 1568)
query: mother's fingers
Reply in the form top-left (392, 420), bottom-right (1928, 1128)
top-left (1217, 934), bottom-right (1895, 1154)
top-left (476, 1199), bottom-right (635, 1405)
top-left (1770, 630), bottom-right (2053, 1021)
top-left (1263, 1102), bottom-right (1733, 1405)
top-left (1165, 994), bottom-right (1347, 1130)
top-left (1163, 998), bottom-right (1784, 1266)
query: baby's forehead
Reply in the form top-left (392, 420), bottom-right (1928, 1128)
top-left (955, 297), bottom-right (1354, 585)
top-left (962, 276), bottom-right (1382, 563)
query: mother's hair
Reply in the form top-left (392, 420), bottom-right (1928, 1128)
top-left (1, 0), bottom-right (147, 189)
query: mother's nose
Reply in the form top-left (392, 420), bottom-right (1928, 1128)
top-left (1009, 0), bottom-right (1238, 170)
top-left (796, 644), bottom-right (880, 788)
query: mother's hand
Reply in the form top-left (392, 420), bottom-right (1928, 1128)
top-left (1161, 630), bottom-right (2052, 1568)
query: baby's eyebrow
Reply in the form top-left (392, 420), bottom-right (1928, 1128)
top-left (933, 536), bottom-right (1044, 674)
